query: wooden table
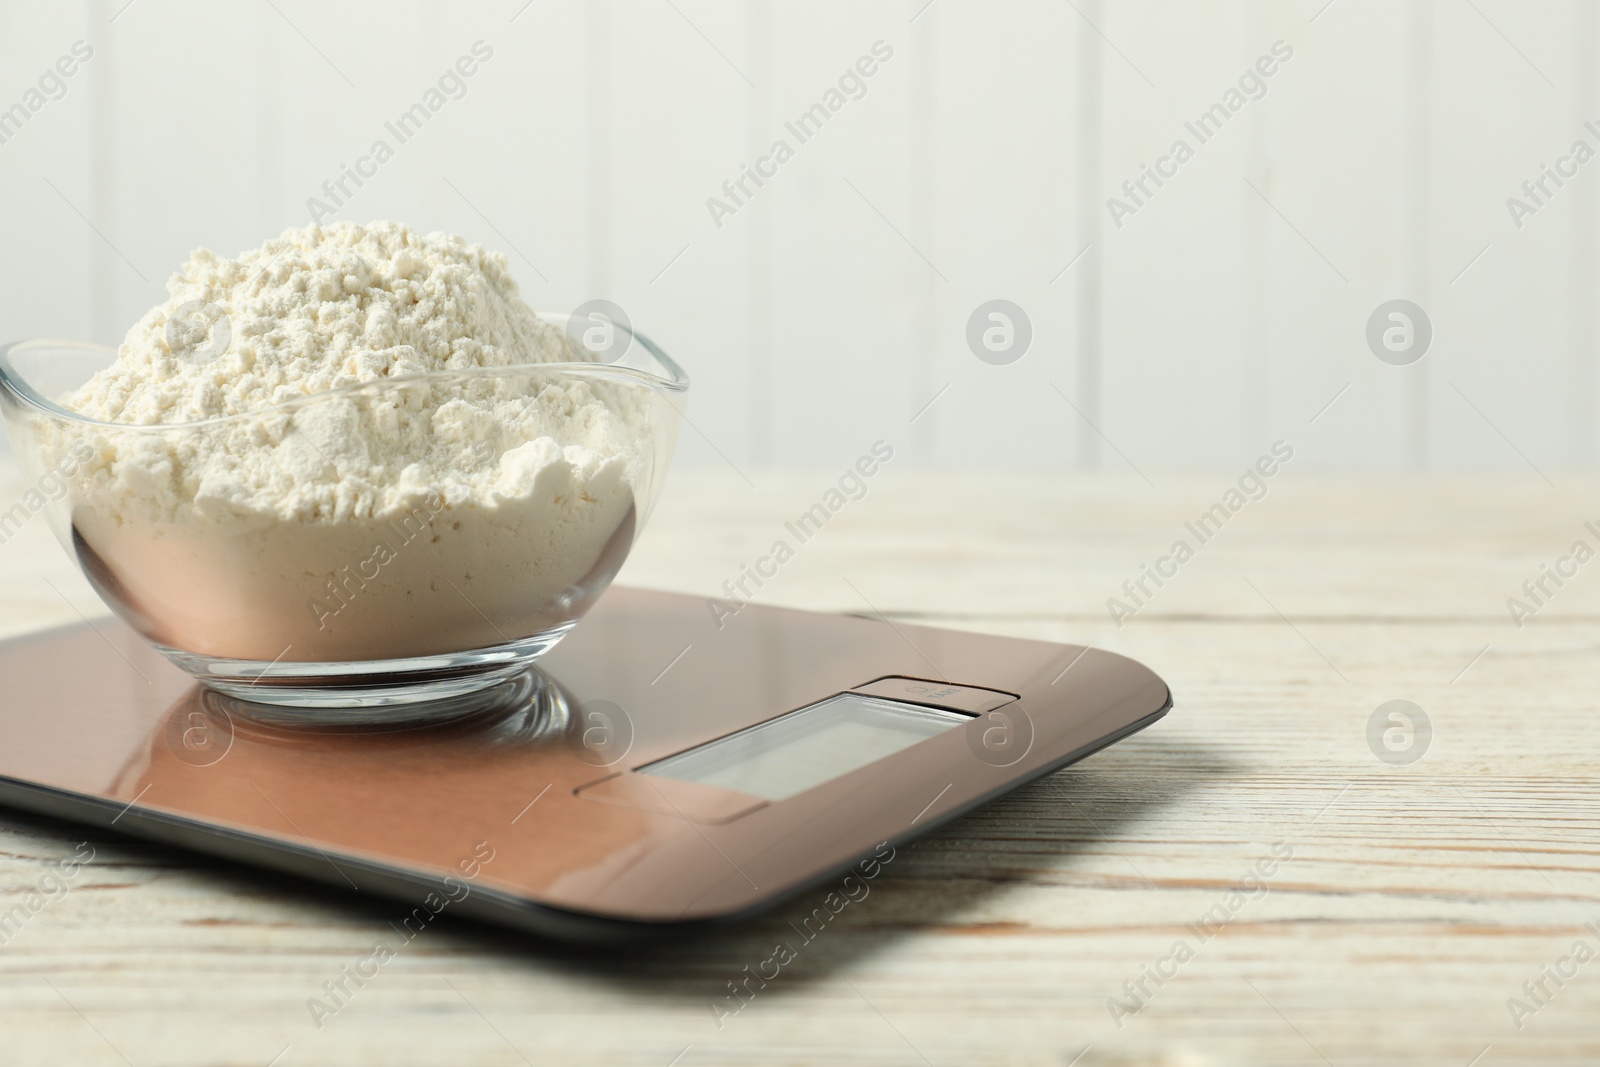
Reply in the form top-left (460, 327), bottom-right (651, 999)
top-left (1, 464), bottom-right (1596, 1066)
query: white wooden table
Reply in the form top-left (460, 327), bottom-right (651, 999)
top-left (1, 463), bottom-right (1596, 1066)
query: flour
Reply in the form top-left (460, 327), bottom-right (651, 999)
top-left (53, 221), bottom-right (647, 663)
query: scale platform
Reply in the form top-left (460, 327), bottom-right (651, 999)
top-left (0, 586), bottom-right (1171, 943)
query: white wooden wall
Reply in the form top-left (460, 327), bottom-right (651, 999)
top-left (0, 0), bottom-right (1592, 472)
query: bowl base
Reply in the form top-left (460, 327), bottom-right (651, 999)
top-left (156, 623), bottom-right (577, 723)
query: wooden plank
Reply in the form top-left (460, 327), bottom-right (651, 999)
top-left (0, 467), bottom-right (1597, 1063)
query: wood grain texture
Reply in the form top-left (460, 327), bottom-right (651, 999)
top-left (1, 465), bottom-right (1598, 1066)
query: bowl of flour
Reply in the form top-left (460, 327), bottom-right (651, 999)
top-left (0, 221), bottom-right (687, 717)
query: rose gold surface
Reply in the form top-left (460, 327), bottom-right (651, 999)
top-left (0, 586), bottom-right (1170, 925)
top-left (574, 772), bottom-right (769, 824)
top-left (849, 676), bottom-right (1018, 714)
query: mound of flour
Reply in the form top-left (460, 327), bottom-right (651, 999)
top-left (65, 220), bottom-right (637, 523)
top-left (54, 222), bottom-right (646, 662)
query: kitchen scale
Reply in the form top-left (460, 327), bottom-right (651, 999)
top-left (0, 586), bottom-right (1171, 943)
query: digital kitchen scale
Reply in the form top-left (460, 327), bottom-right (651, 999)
top-left (0, 587), bottom-right (1171, 943)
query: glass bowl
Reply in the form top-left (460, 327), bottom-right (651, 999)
top-left (0, 314), bottom-right (687, 720)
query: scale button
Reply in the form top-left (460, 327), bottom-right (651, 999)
top-left (850, 676), bottom-right (1017, 714)
top-left (574, 772), bottom-right (768, 824)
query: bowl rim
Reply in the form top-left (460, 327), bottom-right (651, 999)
top-left (0, 312), bottom-right (689, 431)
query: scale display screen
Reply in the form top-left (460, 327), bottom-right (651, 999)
top-left (639, 693), bottom-right (971, 801)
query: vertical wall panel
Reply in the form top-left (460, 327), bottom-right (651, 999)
top-left (1075, 0), bottom-right (1103, 469)
top-left (925, 1), bottom-right (1079, 468)
top-left (0, 3), bottom-right (97, 465)
top-left (0, 3), bottom-right (96, 346)
top-left (1098, 2), bottom-right (1260, 468)
top-left (763, 2), bottom-right (916, 466)
top-left (1427, 0), bottom-right (1573, 473)
top-left (0, 0), bottom-right (1594, 473)
top-left (1261, 0), bottom-right (1430, 467)
top-left (606, 0), bottom-right (752, 473)
top-left (1571, 0), bottom-right (1598, 465)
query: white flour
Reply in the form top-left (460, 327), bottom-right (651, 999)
top-left (54, 222), bottom-right (645, 662)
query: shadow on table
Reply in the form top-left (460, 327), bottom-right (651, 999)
top-left (476, 732), bottom-right (1238, 999)
top-left (0, 731), bottom-right (1234, 1009)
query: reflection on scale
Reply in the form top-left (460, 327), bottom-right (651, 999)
top-left (0, 587), bottom-right (1171, 942)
